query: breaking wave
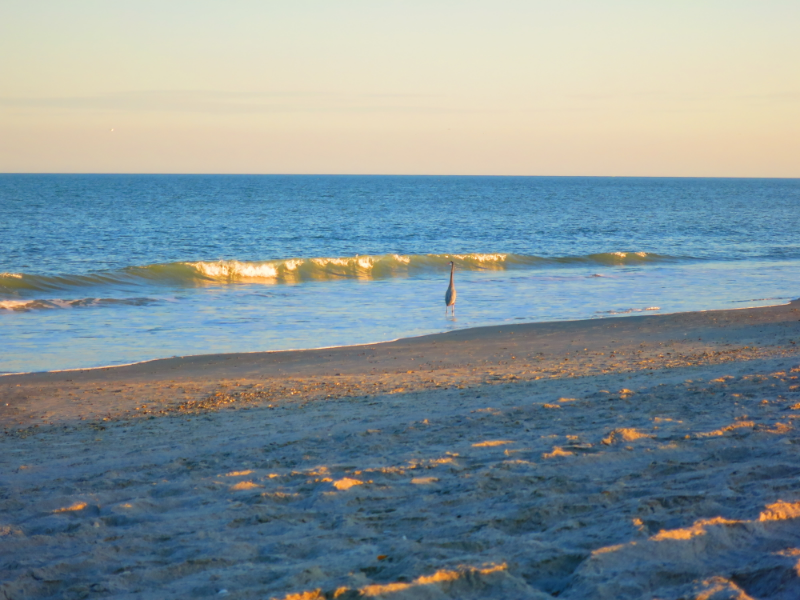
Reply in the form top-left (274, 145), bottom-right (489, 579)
top-left (1, 251), bottom-right (681, 294)
top-left (0, 297), bottom-right (161, 312)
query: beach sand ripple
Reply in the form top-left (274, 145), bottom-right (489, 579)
top-left (2, 301), bottom-right (800, 599)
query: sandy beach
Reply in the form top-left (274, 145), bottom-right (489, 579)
top-left (3, 301), bottom-right (800, 599)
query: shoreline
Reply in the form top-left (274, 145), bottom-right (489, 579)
top-left (4, 298), bottom-right (799, 378)
top-left (3, 299), bottom-right (800, 599)
top-left (0, 298), bottom-right (791, 379)
top-left (3, 299), bottom-right (799, 428)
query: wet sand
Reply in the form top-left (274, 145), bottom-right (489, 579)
top-left (2, 301), bottom-right (800, 599)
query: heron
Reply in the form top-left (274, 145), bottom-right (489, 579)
top-left (445, 260), bottom-right (456, 316)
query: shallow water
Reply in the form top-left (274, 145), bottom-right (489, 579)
top-left (2, 175), bottom-right (799, 373)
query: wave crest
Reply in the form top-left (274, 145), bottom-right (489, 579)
top-left (1, 251), bottom-right (680, 293)
top-left (185, 252), bottom-right (670, 283)
top-left (0, 297), bottom-right (160, 312)
top-left (185, 253), bottom-right (517, 283)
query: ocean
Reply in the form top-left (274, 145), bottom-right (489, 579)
top-left (1, 174), bottom-right (799, 374)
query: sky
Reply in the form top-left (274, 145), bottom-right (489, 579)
top-left (1, 1), bottom-right (798, 176)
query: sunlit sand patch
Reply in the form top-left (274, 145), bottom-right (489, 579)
top-left (592, 543), bottom-right (629, 556)
top-left (53, 501), bottom-right (88, 513)
top-left (759, 500), bottom-right (800, 521)
top-left (590, 502), bottom-right (800, 565)
top-left (294, 466), bottom-right (330, 478)
top-left (601, 428), bottom-right (653, 445)
top-left (543, 446), bottom-right (573, 459)
top-left (632, 500), bottom-right (800, 553)
top-left (651, 517), bottom-right (742, 541)
top-left (411, 477), bottom-right (439, 485)
top-left (332, 478), bottom-right (363, 491)
top-left (695, 421), bottom-right (754, 438)
top-left (230, 481), bottom-right (261, 491)
top-left (759, 422), bottom-right (793, 434)
top-left (426, 455), bottom-right (458, 465)
top-left (472, 440), bottom-right (513, 447)
top-left (282, 591), bottom-right (324, 600)
top-left (692, 577), bottom-right (751, 600)
top-left (223, 470), bottom-right (253, 477)
top-left (278, 563), bottom-right (511, 600)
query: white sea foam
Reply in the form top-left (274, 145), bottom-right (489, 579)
top-left (609, 252), bottom-right (648, 259)
top-left (313, 257), bottom-right (348, 267)
top-left (49, 299), bottom-right (74, 309)
top-left (450, 253), bottom-right (508, 262)
top-left (190, 262), bottom-right (229, 277)
top-left (732, 296), bottom-right (792, 303)
top-left (3, 298), bottom-right (158, 312)
top-left (235, 263), bottom-right (279, 278)
top-left (0, 300), bottom-right (34, 310)
top-left (596, 307), bottom-right (661, 315)
top-left (191, 261), bottom-right (278, 279)
top-left (283, 259), bottom-right (303, 271)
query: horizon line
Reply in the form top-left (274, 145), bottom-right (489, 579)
top-left (1, 172), bottom-right (799, 180)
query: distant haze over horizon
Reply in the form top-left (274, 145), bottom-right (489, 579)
top-left (1, 1), bottom-right (799, 177)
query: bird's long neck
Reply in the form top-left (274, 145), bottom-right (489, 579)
top-left (449, 263), bottom-right (455, 285)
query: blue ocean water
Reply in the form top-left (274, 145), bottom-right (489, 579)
top-left (1, 174), bottom-right (799, 374)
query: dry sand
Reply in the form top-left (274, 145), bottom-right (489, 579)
top-left (2, 301), bottom-right (800, 599)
